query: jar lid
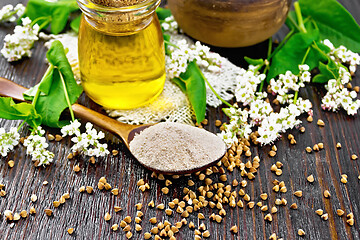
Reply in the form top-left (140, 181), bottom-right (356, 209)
top-left (79, 0), bottom-right (160, 35)
top-left (91, 0), bottom-right (145, 7)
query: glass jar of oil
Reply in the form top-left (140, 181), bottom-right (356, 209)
top-left (77, 0), bottom-right (165, 109)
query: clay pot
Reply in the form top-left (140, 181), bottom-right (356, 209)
top-left (167, 0), bottom-right (291, 47)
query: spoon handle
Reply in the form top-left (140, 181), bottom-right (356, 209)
top-left (71, 104), bottom-right (137, 145)
top-left (0, 77), bottom-right (27, 101)
top-left (0, 77), bottom-right (136, 145)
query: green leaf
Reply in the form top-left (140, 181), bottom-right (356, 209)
top-left (172, 61), bottom-right (206, 123)
top-left (156, 7), bottom-right (172, 21)
top-left (24, 0), bottom-right (79, 34)
top-left (244, 57), bottom-right (264, 66)
top-left (0, 97), bottom-right (42, 129)
top-left (24, 66), bottom-right (56, 100)
top-left (46, 41), bottom-right (79, 86)
top-left (312, 58), bottom-right (342, 83)
top-left (70, 15), bottom-right (81, 33)
top-left (312, 74), bottom-right (329, 84)
top-left (299, 0), bottom-right (360, 52)
top-left (267, 23), bottom-right (321, 80)
top-left (171, 78), bottom-right (186, 93)
top-left (23, 84), bottom-right (45, 101)
top-left (304, 41), bottom-right (329, 69)
top-left (26, 41), bottom-right (83, 128)
top-left (163, 33), bottom-right (172, 56)
top-left (285, 11), bottom-right (300, 32)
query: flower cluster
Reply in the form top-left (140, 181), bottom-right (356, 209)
top-left (256, 98), bottom-right (312, 145)
top-left (166, 40), bottom-right (222, 79)
top-left (248, 96), bottom-right (273, 125)
top-left (23, 127), bottom-right (54, 167)
top-left (0, 4), bottom-right (25, 23)
top-left (61, 119), bottom-right (81, 137)
top-left (321, 70), bottom-right (360, 115)
top-left (234, 65), bottom-right (266, 105)
top-left (0, 127), bottom-right (20, 157)
top-left (61, 120), bottom-right (109, 157)
top-left (220, 99), bottom-right (313, 147)
top-left (318, 39), bottom-right (360, 115)
top-left (323, 39), bottom-right (360, 73)
top-left (219, 62), bottom-right (314, 146)
top-left (218, 107), bottom-right (252, 148)
top-left (270, 64), bottom-right (311, 104)
top-left (160, 16), bottom-right (178, 34)
top-left (1, 17), bottom-right (40, 62)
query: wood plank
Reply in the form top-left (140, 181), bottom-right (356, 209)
top-left (0, 0), bottom-right (359, 239)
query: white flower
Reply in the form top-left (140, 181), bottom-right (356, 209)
top-left (0, 4), bottom-right (25, 23)
top-left (21, 17), bottom-right (32, 26)
top-left (23, 127), bottom-right (54, 167)
top-left (61, 119), bottom-right (81, 137)
top-left (65, 121), bottom-right (109, 157)
top-left (0, 127), bottom-right (20, 157)
top-left (161, 16), bottom-right (178, 34)
top-left (297, 98), bottom-right (312, 113)
top-left (218, 130), bottom-right (238, 148)
top-left (345, 100), bottom-right (360, 115)
top-left (166, 40), bottom-right (222, 79)
top-left (270, 65), bottom-right (311, 101)
top-left (1, 17), bottom-right (40, 62)
top-left (249, 99), bottom-right (273, 124)
top-left (321, 74), bottom-right (359, 115)
top-left (300, 71), bottom-right (311, 83)
top-left (257, 114), bottom-right (284, 145)
top-left (323, 39), bottom-right (334, 50)
top-left (218, 108), bottom-right (252, 148)
top-left (256, 101), bottom-right (309, 145)
top-left (299, 64), bottom-right (310, 71)
top-left (235, 65), bottom-right (264, 105)
top-left (350, 91), bottom-right (357, 99)
top-left (322, 39), bottom-right (360, 74)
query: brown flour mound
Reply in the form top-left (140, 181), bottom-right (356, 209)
top-left (129, 122), bottom-right (226, 172)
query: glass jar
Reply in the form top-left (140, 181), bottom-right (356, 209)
top-left (77, 0), bottom-right (166, 109)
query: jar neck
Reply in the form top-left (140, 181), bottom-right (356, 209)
top-left (77, 0), bottom-right (161, 35)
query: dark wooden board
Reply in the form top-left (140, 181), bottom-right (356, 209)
top-left (0, 0), bottom-right (359, 239)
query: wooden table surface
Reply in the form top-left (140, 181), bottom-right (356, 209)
top-left (1, 0), bottom-right (360, 239)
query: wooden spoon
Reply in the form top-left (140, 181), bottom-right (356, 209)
top-left (0, 77), bottom-right (226, 175)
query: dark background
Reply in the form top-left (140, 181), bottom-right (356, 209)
top-left (0, 0), bottom-right (359, 239)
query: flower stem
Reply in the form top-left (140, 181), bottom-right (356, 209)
top-left (293, 91), bottom-right (299, 104)
top-left (301, 47), bottom-right (311, 65)
top-left (164, 40), bottom-right (179, 49)
top-left (32, 65), bottom-right (54, 108)
top-left (268, 29), bottom-right (294, 60)
top-left (267, 37), bottom-right (273, 58)
top-left (294, 2), bottom-right (307, 33)
top-left (287, 16), bottom-right (301, 32)
top-left (31, 16), bottom-right (51, 30)
top-left (258, 65), bottom-right (270, 93)
top-left (204, 76), bottom-right (233, 108)
top-left (294, 46), bottom-right (311, 104)
top-left (258, 38), bottom-right (273, 92)
top-left (17, 120), bottom-right (26, 132)
top-left (58, 68), bottom-right (75, 121)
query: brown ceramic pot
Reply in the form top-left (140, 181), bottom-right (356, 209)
top-left (167, 0), bottom-right (291, 47)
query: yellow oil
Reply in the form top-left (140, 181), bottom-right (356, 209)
top-left (78, 15), bottom-right (166, 109)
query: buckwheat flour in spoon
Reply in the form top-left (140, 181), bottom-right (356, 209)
top-left (129, 122), bottom-right (226, 173)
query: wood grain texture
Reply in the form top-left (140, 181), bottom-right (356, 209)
top-left (0, 0), bottom-right (360, 239)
